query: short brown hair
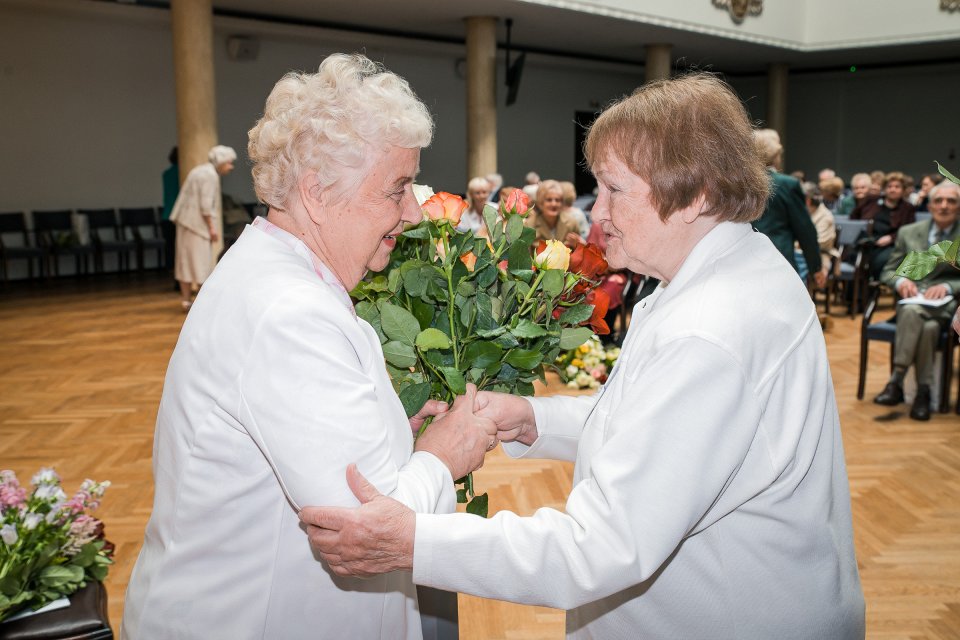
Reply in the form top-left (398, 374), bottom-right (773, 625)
top-left (819, 177), bottom-right (844, 199)
top-left (883, 171), bottom-right (906, 189)
top-left (535, 180), bottom-right (563, 210)
top-left (584, 73), bottom-right (769, 223)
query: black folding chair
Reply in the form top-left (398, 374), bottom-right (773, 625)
top-left (33, 210), bottom-right (93, 276)
top-left (120, 208), bottom-right (166, 270)
top-left (81, 208), bottom-right (137, 273)
top-left (0, 212), bottom-right (48, 281)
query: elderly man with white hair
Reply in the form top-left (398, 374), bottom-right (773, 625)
top-left (122, 53), bottom-right (496, 639)
top-left (169, 144), bottom-right (235, 310)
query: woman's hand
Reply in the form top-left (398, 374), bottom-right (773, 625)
top-left (474, 390), bottom-right (539, 446)
top-left (564, 232), bottom-right (585, 249)
top-left (408, 399), bottom-right (448, 435)
top-left (414, 384), bottom-right (497, 480)
top-left (875, 234), bottom-right (892, 247)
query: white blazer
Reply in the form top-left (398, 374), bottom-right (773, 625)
top-left (412, 222), bottom-right (865, 638)
top-left (122, 222), bottom-right (455, 639)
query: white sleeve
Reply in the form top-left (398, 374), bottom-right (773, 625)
top-left (500, 393), bottom-right (599, 461)
top-left (237, 291), bottom-right (454, 514)
top-left (413, 337), bottom-right (761, 609)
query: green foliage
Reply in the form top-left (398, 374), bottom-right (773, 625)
top-left (353, 200), bottom-right (604, 517)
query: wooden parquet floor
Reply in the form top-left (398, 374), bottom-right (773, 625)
top-left (2, 274), bottom-right (959, 639)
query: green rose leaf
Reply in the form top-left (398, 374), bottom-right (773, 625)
top-left (398, 382), bottom-right (431, 418)
top-left (402, 224), bottom-right (432, 240)
top-left (415, 328), bottom-right (451, 350)
top-left (463, 340), bottom-right (504, 368)
top-left (559, 327), bottom-right (594, 350)
top-left (456, 488), bottom-right (468, 503)
top-left (505, 214), bottom-right (524, 244)
top-left (511, 318), bottom-right (548, 338)
top-left (440, 366), bottom-right (467, 395)
top-left (895, 251), bottom-right (940, 281)
top-left (936, 160), bottom-right (960, 185)
top-left (542, 269), bottom-right (565, 298)
top-left (504, 349), bottom-right (542, 370)
top-left (382, 340), bottom-right (417, 368)
top-left (559, 303), bottom-right (595, 325)
top-left (930, 240), bottom-right (952, 260)
top-left (379, 302), bottom-right (421, 346)
top-left (466, 492), bottom-right (489, 517)
top-left (38, 565), bottom-right (83, 588)
top-left (507, 241), bottom-right (532, 272)
top-left (946, 239), bottom-right (960, 265)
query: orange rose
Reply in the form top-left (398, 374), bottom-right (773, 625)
top-left (501, 188), bottom-right (531, 217)
top-left (460, 251), bottom-right (477, 272)
top-left (422, 192), bottom-right (468, 226)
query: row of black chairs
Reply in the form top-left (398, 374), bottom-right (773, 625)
top-left (0, 208), bottom-right (165, 281)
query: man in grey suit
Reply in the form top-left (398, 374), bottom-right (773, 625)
top-left (874, 181), bottom-right (960, 420)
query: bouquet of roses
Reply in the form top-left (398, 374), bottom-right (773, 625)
top-left (556, 336), bottom-right (621, 390)
top-left (351, 187), bottom-right (610, 516)
top-left (0, 468), bottom-right (113, 622)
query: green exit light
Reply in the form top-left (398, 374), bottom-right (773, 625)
top-left (849, 65), bottom-right (857, 72)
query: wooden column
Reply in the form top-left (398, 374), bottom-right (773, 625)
top-left (171, 0), bottom-right (217, 183)
top-left (644, 44), bottom-right (672, 83)
top-left (465, 16), bottom-right (497, 182)
top-left (767, 63), bottom-right (789, 168)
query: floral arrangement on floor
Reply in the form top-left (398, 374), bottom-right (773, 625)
top-left (0, 468), bottom-right (113, 623)
top-left (897, 161), bottom-right (960, 279)
top-left (351, 187), bottom-right (610, 516)
top-left (555, 336), bottom-right (621, 390)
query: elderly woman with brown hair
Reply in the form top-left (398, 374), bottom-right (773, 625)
top-left (301, 73), bottom-right (865, 639)
top-left (122, 54), bottom-right (496, 639)
top-left (852, 170), bottom-right (917, 278)
top-left (526, 178), bottom-right (583, 248)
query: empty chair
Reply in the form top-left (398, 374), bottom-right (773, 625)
top-left (120, 207), bottom-right (166, 270)
top-left (833, 218), bottom-right (871, 316)
top-left (81, 208), bottom-right (137, 273)
top-left (33, 209), bottom-right (93, 276)
top-left (0, 211), bottom-right (48, 281)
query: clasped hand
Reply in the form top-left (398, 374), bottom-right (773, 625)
top-left (299, 389), bottom-right (538, 578)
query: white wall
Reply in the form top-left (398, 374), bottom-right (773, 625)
top-left (0, 0), bottom-right (641, 218)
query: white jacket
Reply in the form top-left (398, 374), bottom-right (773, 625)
top-left (413, 222), bottom-right (864, 639)
top-left (123, 222), bottom-right (455, 639)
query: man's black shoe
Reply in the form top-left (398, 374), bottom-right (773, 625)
top-left (873, 382), bottom-right (904, 406)
top-left (910, 385), bottom-right (932, 421)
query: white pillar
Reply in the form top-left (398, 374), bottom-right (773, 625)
top-left (465, 16), bottom-right (498, 182)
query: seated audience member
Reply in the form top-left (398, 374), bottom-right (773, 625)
top-left (874, 180), bottom-right (960, 421)
top-left (752, 129), bottom-right (824, 288)
top-left (911, 173), bottom-right (943, 212)
top-left (836, 172), bottom-right (872, 218)
top-left (522, 171), bottom-right (541, 201)
top-left (458, 176), bottom-right (492, 234)
top-left (819, 168), bottom-right (837, 182)
top-left (790, 170), bottom-right (806, 182)
top-left (820, 176), bottom-right (845, 214)
top-left (560, 180), bottom-right (590, 239)
top-left (525, 179), bottom-right (582, 249)
top-left (869, 170), bottom-right (886, 198)
top-left (485, 172), bottom-right (503, 203)
top-left (798, 182), bottom-right (838, 283)
top-left (851, 171), bottom-right (916, 279)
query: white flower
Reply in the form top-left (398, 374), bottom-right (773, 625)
top-left (23, 512), bottom-right (43, 530)
top-left (565, 365), bottom-right (579, 377)
top-left (412, 184), bottom-right (435, 206)
top-left (35, 484), bottom-right (67, 503)
top-left (566, 380), bottom-right (579, 389)
top-left (31, 467), bottom-right (59, 486)
top-left (534, 240), bottom-right (571, 271)
top-left (575, 372), bottom-right (593, 388)
top-left (1, 523), bottom-right (17, 545)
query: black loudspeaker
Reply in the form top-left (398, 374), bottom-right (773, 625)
top-left (505, 52), bottom-right (525, 106)
top-left (226, 36), bottom-right (259, 61)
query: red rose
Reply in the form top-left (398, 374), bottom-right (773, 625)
top-left (585, 289), bottom-right (611, 335)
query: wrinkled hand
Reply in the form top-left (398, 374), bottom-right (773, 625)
top-left (300, 464), bottom-right (414, 578)
top-left (408, 399), bottom-right (448, 435)
top-left (923, 284), bottom-right (950, 300)
top-left (414, 384), bottom-right (497, 480)
top-left (813, 269), bottom-right (827, 290)
top-left (474, 390), bottom-right (539, 445)
top-left (564, 232), bottom-right (585, 249)
top-left (897, 279), bottom-right (919, 299)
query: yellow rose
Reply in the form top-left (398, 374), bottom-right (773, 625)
top-left (534, 239), bottom-right (571, 271)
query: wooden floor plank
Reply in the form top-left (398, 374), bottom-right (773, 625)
top-left (1, 274), bottom-right (959, 638)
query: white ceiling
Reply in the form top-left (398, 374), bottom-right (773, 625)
top-left (204, 0), bottom-right (960, 74)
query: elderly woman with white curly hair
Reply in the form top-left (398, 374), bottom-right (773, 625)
top-left (169, 144), bottom-right (236, 310)
top-left (122, 54), bottom-right (496, 639)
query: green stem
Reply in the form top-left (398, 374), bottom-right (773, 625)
top-left (442, 232), bottom-right (460, 370)
top-left (517, 270), bottom-right (545, 317)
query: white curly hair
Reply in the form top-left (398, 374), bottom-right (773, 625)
top-left (247, 53), bottom-right (434, 211)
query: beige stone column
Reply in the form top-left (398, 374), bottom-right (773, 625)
top-left (171, 0), bottom-right (217, 184)
top-left (644, 44), bottom-right (672, 83)
top-left (171, 0), bottom-right (222, 258)
top-left (465, 16), bottom-right (497, 183)
top-left (767, 63), bottom-right (789, 167)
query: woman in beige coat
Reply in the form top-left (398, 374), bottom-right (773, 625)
top-left (169, 145), bottom-right (236, 310)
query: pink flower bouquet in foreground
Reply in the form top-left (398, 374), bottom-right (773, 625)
top-left (0, 468), bottom-right (113, 622)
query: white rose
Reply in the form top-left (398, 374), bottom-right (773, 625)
top-left (534, 240), bottom-right (571, 271)
top-left (565, 365), bottom-right (579, 377)
top-left (412, 184), bottom-right (435, 206)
